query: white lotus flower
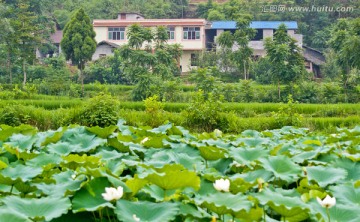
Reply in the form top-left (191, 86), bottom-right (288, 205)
top-left (214, 129), bottom-right (222, 137)
top-left (133, 214), bottom-right (140, 221)
top-left (101, 186), bottom-right (124, 201)
top-left (316, 195), bottom-right (336, 208)
top-left (140, 137), bottom-right (149, 144)
top-left (213, 178), bottom-right (230, 192)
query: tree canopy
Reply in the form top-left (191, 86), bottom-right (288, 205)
top-left (61, 8), bottom-right (96, 94)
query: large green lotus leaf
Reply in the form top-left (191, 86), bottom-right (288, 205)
top-left (35, 170), bottom-right (84, 197)
top-left (260, 156), bottom-right (302, 182)
top-left (1, 163), bottom-right (42, 182)
top-left (291, 150), bottom-right (319, 164)
top-left (306, 166), bottom-right (347, 187)
top-left (126, 175), bottom-right (148, 195)
top-left (191, 141), bottom-right (227, 160)
top-left (107, 137), bottom-right (130, 152)
top-left (106, 160), bottom-right (126, 176)
top-left (195, 178), bottom-right (218, 196)
top-left (5, 134), bottom-right (38, 151)
top-left (72, 177), bottom-right (114, 213)
top-left (34, 127), bottom-right (66, 147)
top-left (195, 192), bottom-right (252, 215)
top-left (344, 153), bottom-right (360, 161)
top-left (302, 139), bottom-right (322, 146)
top-left (61, 154), bottom-right (101, 169)
top-left (115, 199), bottom-right (179, 222)
top-left (202, 168), bottom-right (224, 181)
top-left (230, 147), bottom-right (268, 168)
top-left (0, 124), bottom-right (36, 141)
top-left (332, 158), bottom-right (360, 181)
top-left (0, 174), bottom-right (17, 185)
top-left (141, 184), bottom-right (177, 201)
top-left (232, 137), bottom-right (270, 147)
top-left (255, 188), bottom-right (309, 220)
top-left (330, 184), bottom-right (360, 205)
top-left (3, 144), bottom-right (38, 161)
top-left (116, 119), bottom-right (135, 136)
top-left (0, 208), bottom-right (32, 222)
top-left (14, 181), bottom-right (37, 194)
top-left (144, 164), bottom-right (200, 190)
top-left (235, 169), bottom-right (273, 183)
top-left (179, 204), bottom-right (211, 219)
top-left (2, 196), bottom-right (71, 221)
top-left (0, 160), bottom-right (7, 170)
top-left (65, 133), bottom-right (106, 153)
top-left (141, 135), bottom-right (168, 148)
top-left (234, 206), bottom-right (263, 221)
top-left (145, 149), bottom-right (205, 171)
top-left (229, 177), bottom-right (254, 194)
top-left (86, 125), bottom-right (118, 138)
top-left (95, 148), bottom-right (126, 160)
top-left (164, 140), bottom-right (201, 158)
top-left (203, 139), bottom-right (231, 149)
top-left (26, 153), bottom-right (62, 167)
top-left (46, 142), bottom-right (73, 155)
top-left (308, 200), bottom-right (360, 222)
top-left (148, 122), bottom-right (173, 134)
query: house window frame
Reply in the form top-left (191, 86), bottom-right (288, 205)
top-left (168, 27), bottom-right (175, 40)
top-left (108, 27), bottom-right (125, 40)
top-left (183, 27), bottom-right (201, 40)
top-left (190, 53), bottom-right (198, 66)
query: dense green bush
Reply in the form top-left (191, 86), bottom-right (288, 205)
top-left (69, 93), bottom-right (120, 127)
top-left (143, 95), bottom-right (166, 127)
top-left (183, 91), bottom-right (229, 132)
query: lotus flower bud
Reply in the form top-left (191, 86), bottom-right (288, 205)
top-left (213, 178), bottom-right (230, 192)
top-left (101, 186), bottom-right (124, 201)
top-left (316, 195), bottom-right (336, 208)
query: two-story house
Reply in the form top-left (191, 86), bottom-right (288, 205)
top-left (206, 21), bottom-right (303, 57)
top-left (92, 12), bottom-right (207, 73)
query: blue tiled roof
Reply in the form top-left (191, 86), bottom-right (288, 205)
top-left (210, 21), bottom-right (298, 30)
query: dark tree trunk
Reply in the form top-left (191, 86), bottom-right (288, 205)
top-left (22, 59), bottom-right (27, 87)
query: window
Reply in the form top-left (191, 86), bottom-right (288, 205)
top-left (191, 53), bottom-right (198, 66)
top-left (183, 27), bottom-right (200, 40)
top-left (108, 27), bottom-right (125, 40)
top-left (168, 27), bottom-right (175, 40)
top-left (252, 29), bottom-right (263, 41)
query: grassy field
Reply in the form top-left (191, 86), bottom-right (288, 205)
top-left (1, 94), bottom-right (359, 133)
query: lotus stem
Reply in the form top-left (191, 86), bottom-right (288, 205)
top-left (106, 207), bottom-right (112, 222)
top-left (326, 207), bottom-right (331, 222)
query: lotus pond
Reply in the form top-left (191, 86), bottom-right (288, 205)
top-left (0, 121), bottom-right (359, 222)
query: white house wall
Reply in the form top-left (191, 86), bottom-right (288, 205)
top-left (92, 44), bottom-right (114, 60)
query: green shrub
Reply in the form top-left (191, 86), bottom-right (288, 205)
top-left (143, 95), bottom-right (166, 127)
top-left (69, 93), bottom-right (120, 127)
top-left (272, 95), bottom-right (303, 127)
top-left (0, 104), bottom-right (23, 126)
top-left (183, 91), bottom-right (228, 132)
top-left (132, 75), bottom-right (162, 101)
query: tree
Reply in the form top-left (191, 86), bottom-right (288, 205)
top-left (328, 18), bottom-right (360, 101)
top-left (117, 24), bottom-right (182, 100)
top-left (0, 3), bottom-right (17, 84)
top-left (11, 0), bottom-right (42, 86)
top-left (264, 24), bottom-right (305, 99)
top-left (61, 8), bottom-right (96, 95)
top-left (217, 14), bottom-right (255, 80)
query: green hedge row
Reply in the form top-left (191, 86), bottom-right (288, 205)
top-left (1, 99), bottom-right (360, 117)
top-left (1, 104), bottom-right (359, 133)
